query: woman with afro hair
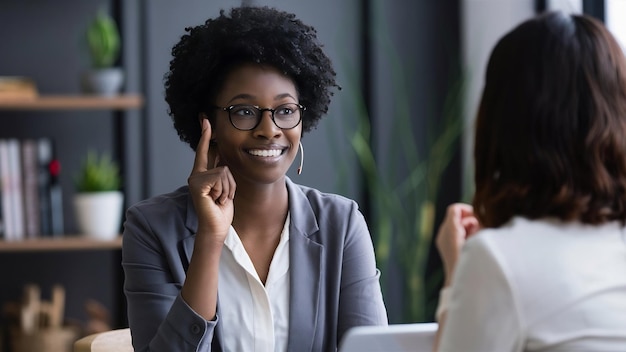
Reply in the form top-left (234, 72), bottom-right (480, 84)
top-left (122, 5), bottom-right (388, 352)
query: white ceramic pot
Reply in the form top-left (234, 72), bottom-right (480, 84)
top-left (81, 68), bottom-right (125, 96)
top-left (73, 191), bottom-right (124, 240)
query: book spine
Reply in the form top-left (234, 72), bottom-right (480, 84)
top-left (8, 138), bottom-right (25, 240)
top-left (21, 139), bottom-right (41, 238)
top-left (0, 168), bottom-right (3, 239)
top-left (0, 139), bottom-right (11, 239)
top-left (0, 137), bottom-right (61, 239)
top-left (37, 138), bottom-right (53, 236)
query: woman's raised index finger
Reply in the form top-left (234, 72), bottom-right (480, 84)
top-left (193, 118), bottom-right (212, 172)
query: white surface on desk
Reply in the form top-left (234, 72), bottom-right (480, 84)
top-left (339, 322), bottom-right (437, 352)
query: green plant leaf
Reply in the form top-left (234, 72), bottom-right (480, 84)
top-left (87, 8), bottom-right (120, 68)
top-left (75, 150), bottom-right (121, 192)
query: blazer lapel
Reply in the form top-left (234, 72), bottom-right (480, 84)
top-left (181, 194), bottom-right (197, 270)
top-left (286, 179), bottom-right (323, 352)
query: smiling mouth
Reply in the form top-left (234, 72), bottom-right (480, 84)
top-left (247, 149), bottom-right (284, 157)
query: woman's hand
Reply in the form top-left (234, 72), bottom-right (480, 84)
top-left (435, 203), bottom-right (481, 286)
top-left (181, 118), bottom-right (235, 320)
top-left (187, 118), bottom-right (236, 242)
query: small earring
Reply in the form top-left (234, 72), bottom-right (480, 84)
top-left (297, 142), bottom-right (304, 175)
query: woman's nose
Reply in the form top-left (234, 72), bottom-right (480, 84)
top-left (253, 111), bottom-right (282, 138)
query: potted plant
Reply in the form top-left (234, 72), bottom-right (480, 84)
top-left (81, 7), bottom-right (124, 96)
top-left (73, 150), bottom-right (124, 240)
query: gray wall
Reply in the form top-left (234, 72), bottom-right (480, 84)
top-left (460, 0), bottom-right (535, 196)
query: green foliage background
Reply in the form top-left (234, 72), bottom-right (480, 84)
top-left (330, 0), bottom-right (466, 323)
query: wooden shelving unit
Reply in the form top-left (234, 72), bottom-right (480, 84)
top-left (0, 236), bottom-right (122, 252)
top-left (0, 94), bottom-right (143, 111)
top-left (0, 94), bottom-right (141, 252)
top-left (0, 3), bottom-right (139, 333)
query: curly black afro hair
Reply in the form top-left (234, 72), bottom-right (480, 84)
top-left (164, 6), bottom-right (340, 151)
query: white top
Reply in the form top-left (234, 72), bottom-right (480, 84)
top-left (439, 216), bottom-right (626, 352)
top-left (218, 215), bottom-right (291, 352)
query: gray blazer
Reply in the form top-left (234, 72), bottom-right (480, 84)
top-left (122, 177), bottom-right (388, 352)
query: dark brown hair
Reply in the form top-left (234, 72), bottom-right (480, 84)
top-left (473, 11), bottom-right (626, 228)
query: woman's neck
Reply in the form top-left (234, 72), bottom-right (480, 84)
top-left (232, 178), bottom-right (289, 240)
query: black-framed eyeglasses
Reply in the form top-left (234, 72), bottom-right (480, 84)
top-left (212, 103), bottom-right (305, 131)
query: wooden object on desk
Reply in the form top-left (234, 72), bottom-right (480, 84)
top-left (49, 285), bottom-right (66, 328)
top-left (12, 327), bottom-right (79, 352)
top-left (8, 283), bottom-right (79, 352)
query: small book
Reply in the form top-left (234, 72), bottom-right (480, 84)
top-left (7, 138), bottom-right (25, 240)
top-left (0, 139), bottom-right (11, 239)
top-left (21, 139), bottom-right (41, 238)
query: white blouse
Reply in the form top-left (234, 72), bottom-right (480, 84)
top-left (439, 217), bottom-right (626, 352)
top-left (218, 215), bottom-right (291, 352)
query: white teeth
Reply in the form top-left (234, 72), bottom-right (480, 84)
top-left (249, 149), bottom-right (282, 157)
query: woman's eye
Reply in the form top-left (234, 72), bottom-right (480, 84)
top-left (277, 107), bottom-right (293, 115)
top-left (233, 107), bottom-right (257, 116)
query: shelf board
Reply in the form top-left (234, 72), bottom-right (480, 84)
top-left (0, 236), bottom-right (122, 252)
top-left (0, 94), bottom-right (143, 110)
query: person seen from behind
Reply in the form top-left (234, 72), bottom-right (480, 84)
top-left (434, 10), bottom-right (626, 352)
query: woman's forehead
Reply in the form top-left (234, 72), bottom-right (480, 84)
top-left (217, 63), bottom-right (298, 103)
